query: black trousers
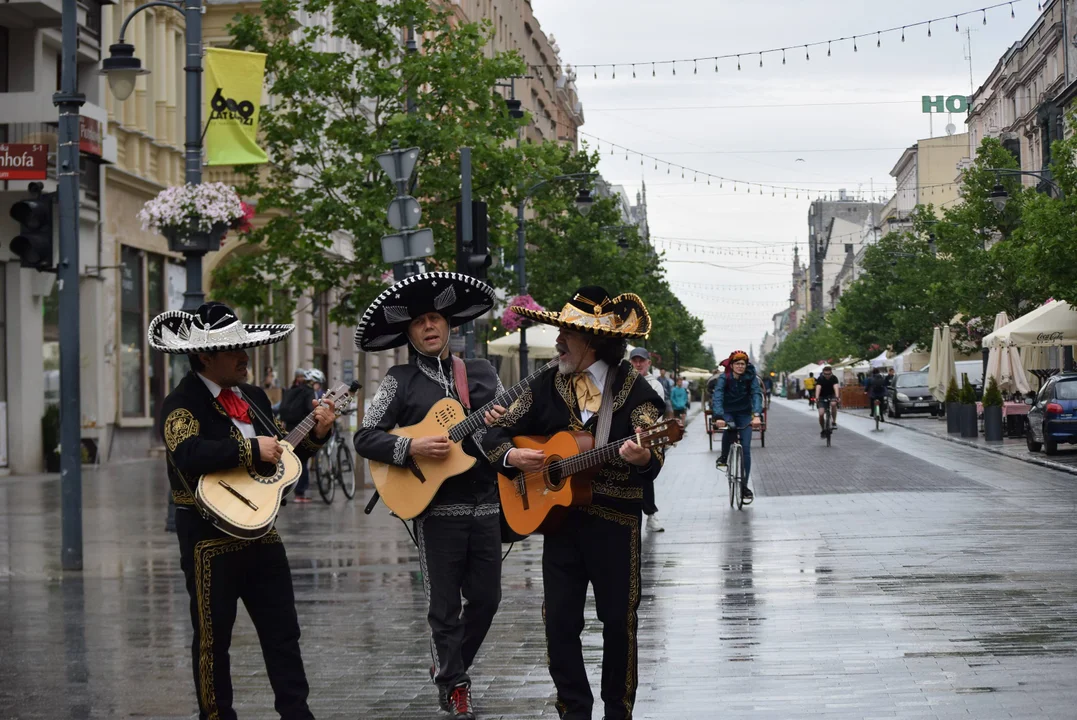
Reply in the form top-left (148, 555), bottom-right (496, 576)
top-left (175, 509), bottom-right (313, 720)
top-left (543, 505), bottom-right (642, 720)
top-left (414, 506), bottom-right (502, 691)
top-left (642, 480), bottom-right (658, 516)
top-left (294, 460), bottom-right (310, 497)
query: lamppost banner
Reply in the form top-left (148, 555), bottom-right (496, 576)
top-left (204, 47), bottom-right (269, 166)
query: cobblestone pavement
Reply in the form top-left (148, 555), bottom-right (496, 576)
top-left (2, 400), bottom-right (1077, 719)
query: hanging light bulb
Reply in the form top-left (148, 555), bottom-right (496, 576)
top-left (694, 60), bottom-right (698, 74)
top-left (928, 21), bottom-right (932, 37)
top-left (652, 63), bottom-right (655, 77)
top-left (805, 45), bottom-right (810, 61)
top-left (782, 49), bottom-right (786, 65)
top-left (853, 37), bottom-right (858, 52)
top-left (612, 65), bottom-right (616, 79)
top-left (737, 55), bottom-right (741, 71)
top-left (594, 67), bottom-right (597, 80)
top-left (902, 26), bottom-right (906, 41)
top-left (667, 164), bottom-right (670, 175)
top-left (827, 41), bottom-right (831, 57)
top-left (714, 57), bottom-right (719, 73)
top-left (877, 32), bottom-right (881, 48)
top-left (632, 64), bottom-right (636, 78)
top-left (759, 52), bottom-right (763, 67)
top-left (955, 16), bottom-right (960, 32)
top-left (1010, 2), bottom-right (1015, 18)
top-left (672, 62), bottom-right (676, 76)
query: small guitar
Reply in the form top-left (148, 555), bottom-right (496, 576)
top-left (197, 381), bottom-right (361, 539)
top-left (498, 419), bottom-right (684, 536)
top-left (368, 359), bottom-right (558, 520)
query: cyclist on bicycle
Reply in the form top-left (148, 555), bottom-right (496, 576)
top-left (712, 350), bottom-right (763, 504)
top-left (815, 365), bottom-right (840, 436)
top-left (867, 367), bottom-right (888, 421)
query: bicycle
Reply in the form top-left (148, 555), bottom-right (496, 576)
top-left (819, 398), bottom-right (836, 447)
top-left (871, 397), bottom-right (885, 432)
top-left (715, 420), bottom-right (749, 510)
top-left (312, 415), bottom-right (357, 504)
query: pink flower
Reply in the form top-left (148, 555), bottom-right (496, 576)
top-left (502, 294), bottom-right (545, 331)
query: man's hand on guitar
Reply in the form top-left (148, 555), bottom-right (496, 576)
top-left (312, 398), bottom-right (336, 437)
top-left (506, 448), bottom-right (546, 472)
top-left (619, 426), bottom-right (653, 467)
top-left (483, 404), bottom-right (507, 426)
top-left (256, 436), bottom-right (283, 463)
top-left (410, 435), bottom-right (451, 459)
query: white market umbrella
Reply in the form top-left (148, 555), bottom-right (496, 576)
top-left (1021, 345), bottom-right (1052, 389)
top-left (984, 312), bottom-right (1031, 395)
top-left (982, 300), bottom-right (1077, 348)
top-left (870, 350), bottom-right (891, 368)
top-left (487, 324), bottom-right (561, 358)
top-left (928, 326), bottom-right (955, 402)
top-left (927, 328), bottom-right (942, 400)
top-left (789, 362), bottom-right (824, 380)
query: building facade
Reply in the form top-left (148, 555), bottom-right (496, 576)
top-left (966, 0), bottom-right (1069, 182)
top-left (805, 192), bottom-right (883, 313)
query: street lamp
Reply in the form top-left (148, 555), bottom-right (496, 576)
top-left (102, 0), bottom-right (207, 531)
top-left (985, 168), bottom-right (1064, 212)
top-left (516, 172), bottom-right (597, 377)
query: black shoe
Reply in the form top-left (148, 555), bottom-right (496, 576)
top-left (741, 485), bottom-right (753, 505)
top-left (820, 430), bottom-right (826, 438)
top-left (716, 456), bottom-right (728, 469)
top-left (430, 665), bottom-right (448, 712)
top-left (449, 683), bottom-right (475, 719)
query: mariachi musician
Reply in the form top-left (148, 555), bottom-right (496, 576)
top-left (151, 302), bottom-right (335, 720)
top-left (482, 286), bottom-right (666, 720)
top-left (353, 271), bottom-right (515, 720)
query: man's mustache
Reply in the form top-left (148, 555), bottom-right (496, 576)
top-left (556, 344), bottom-right (567, 354)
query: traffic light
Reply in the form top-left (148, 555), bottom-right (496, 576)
top-left (9, 182), bottom-right (54, 271)
top-left (504, 97), bottom-right (524, 120)
top-left (456, 200), bottom-right (491, 282)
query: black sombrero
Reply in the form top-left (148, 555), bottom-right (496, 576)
top-left (148, 301), bottom-right (294, 355)
top-left (354, 271), bottom-right (495, 351)
top-left (510, 286), bottom-right (650, 339)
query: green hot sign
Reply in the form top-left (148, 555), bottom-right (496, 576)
top-left (922, 95), bottom-right (970, 113)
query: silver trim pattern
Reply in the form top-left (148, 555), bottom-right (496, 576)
top-left (383, 305), bottom-right (411, 323)
top-left (362, 375), bottom-right (398, 429)
top-left (392, 436), bottom-right (410, 466)
top-left (417, 359), bottom-right (455, 398)
top-left (433, 285), bottom-right (457, 311)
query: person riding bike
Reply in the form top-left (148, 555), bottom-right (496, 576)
top-left (814, 365), bottom-right (841, 436)
top-left (712, 350), bottom-right (763, 505)
top-left (803, 372), bottom-right (817, 407)
top-left (867, 367), bottom-right (888, 421)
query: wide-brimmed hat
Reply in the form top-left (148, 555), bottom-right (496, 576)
top-left (148, 302), bottom-right (294, 355)
top-left (510, 286), bottom-right (650, 340)
top-left (354, 271), bottom-right (495, 351)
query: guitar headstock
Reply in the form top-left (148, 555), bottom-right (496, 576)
top-left (322, 381), bottom-right (362, 417)
top-left (639, 419), bottom-right (684, 449)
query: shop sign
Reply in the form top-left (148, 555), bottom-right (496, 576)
top-left (0, 144), bottom-right (48, 180)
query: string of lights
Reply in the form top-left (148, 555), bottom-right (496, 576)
top-left (528, 1), bottom-right (1031, 78)
top-left (654, 238), bottom-right (793, 258)
top-left (672, 280), bottom-right (792, 291)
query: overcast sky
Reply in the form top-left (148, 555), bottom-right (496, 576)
top-left (531, 0), bottom-right (1041, 361)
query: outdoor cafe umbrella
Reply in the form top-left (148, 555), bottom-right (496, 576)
top-left (927, 326), bottom-right (955, 402)
top-left (984, 311), bottom-right (1030, 395)
top-left (981, 299), bottom-right (1077, 348)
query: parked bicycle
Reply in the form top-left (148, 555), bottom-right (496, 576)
top-left (312, 415), bottom-right (357, 504)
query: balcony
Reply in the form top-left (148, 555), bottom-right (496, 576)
top-left (0, 0), bottom-right (63, 28)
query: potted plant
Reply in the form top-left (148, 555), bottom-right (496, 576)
top-left (959, 374), bottom-right (979, 438)
top-left (501, 294), bottom-right (545, 332)
top-left (138, 182), bottom-right (247, 253)
top-left (982, 376), bottom-right (1004, 442)
top-left (945, 376), bottom-right (961, 433)
top-left (42, 404), bottom-right (60, 472)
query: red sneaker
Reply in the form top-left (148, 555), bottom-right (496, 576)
top-left (449, 684), bottom-right (475, 719)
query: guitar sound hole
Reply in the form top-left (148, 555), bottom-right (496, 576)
top-left (544, 456), bottom-right (565, 491)
top-left (247, 460), bottom-right (285, 484)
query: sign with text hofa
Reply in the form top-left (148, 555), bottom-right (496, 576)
top-left (204, 48), bottom-right (268, 166)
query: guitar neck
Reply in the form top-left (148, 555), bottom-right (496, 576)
top-left (448, 359), bottom-right (558, 442)
top-left (553, 433), bottom-right (646, 477)
top-left (284, 412), bottom-right (318, 447)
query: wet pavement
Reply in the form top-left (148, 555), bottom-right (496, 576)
top-left (2, 400), bottom-right (1077, 719)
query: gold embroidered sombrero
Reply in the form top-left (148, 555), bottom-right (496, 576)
top-left (510, 286), bottom-right (650, 339)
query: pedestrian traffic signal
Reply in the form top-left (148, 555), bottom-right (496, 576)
top-left (9, 182), bottom-right (54, 271)
top-left (456, 200), bottom-right (491, 282)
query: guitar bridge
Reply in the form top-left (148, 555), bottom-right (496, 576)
top-left (218, 479), bottom-right (259, 511)
top-left (515, 476), bottom-right (529, 510)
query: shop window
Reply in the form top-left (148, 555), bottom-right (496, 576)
top-left (120, 246), bottom-right (145, 417)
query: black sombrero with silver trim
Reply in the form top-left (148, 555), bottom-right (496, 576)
top-left (354, 271), bottom-right (495, 351)
top-left (148, 301), bottom-right (294, 355)
top-left (510, 285), bottom-right (651, 340)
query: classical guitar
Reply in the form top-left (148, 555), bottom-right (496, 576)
top-left (368, 359), bottom-right (558, 520)
top-left (498, 419), bottom-right (684, 536)
top-left (197, 381), bottom-right (360, 539)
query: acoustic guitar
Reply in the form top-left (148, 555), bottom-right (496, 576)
top-left (498, 419), bottom-right (684, 536)
top-left (197, 381), bottom-right (360, 539)
top-left (368, 359), bottom-right (558, 520)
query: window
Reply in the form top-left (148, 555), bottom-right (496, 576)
top-left (120, 246), bottom-right (145, 417)
top-left (1056, 380), bottom-right (1077, 400)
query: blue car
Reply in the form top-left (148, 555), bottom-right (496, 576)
top-left (1027, 372), bottom-right (1077, 456)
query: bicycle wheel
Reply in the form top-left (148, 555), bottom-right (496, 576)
top-left (728, 443), bottom-right (742, 509)
top-left (315, 447), bottom-right (335, 504)
top-left (825, 409), bottom-right (832, 447)
top-left (875, 404), bottom-right (880, 432)
top-left (337, 442), bottom-right (356, 499)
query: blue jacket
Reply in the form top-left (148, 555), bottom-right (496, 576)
top-left (670, 385), bottom-right (689, 411)
top-left (713, 365), bottom-right (764, 417)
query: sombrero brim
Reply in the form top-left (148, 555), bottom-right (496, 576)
top-left (148, 311), bottom-right (295, 355)
top-left (355, 271), bottom-right (495, 351)
top-left (510, 293), bottom-right (651, 340)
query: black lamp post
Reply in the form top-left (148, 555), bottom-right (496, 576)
top-left (986, 168), bottom-right (1064, 213)
top-left (515, 173), bottom-right (596, 377)
top-left (101, 0), bottom-right (208, 532)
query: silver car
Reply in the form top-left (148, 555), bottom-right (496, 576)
top-left (887, 371), bottom-right (943, 418)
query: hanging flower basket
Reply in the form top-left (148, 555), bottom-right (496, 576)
top-left (139, 182), bottom-right (246, 253)
top-left (502, 294), bottom-right (544, 331)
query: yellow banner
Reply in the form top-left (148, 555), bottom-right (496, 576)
top-left (204, 47), bottom-right (268, 166)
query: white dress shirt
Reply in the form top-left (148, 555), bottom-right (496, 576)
top-left (577, 359), bottom-right (610, 425)
top-left (198, 374), bottom-right (257, 439)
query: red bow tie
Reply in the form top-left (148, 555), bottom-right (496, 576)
top-left (217, 390), bottom-right (251, 424)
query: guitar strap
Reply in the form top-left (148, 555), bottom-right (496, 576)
top-left (451, 355), bottom-right (471, 410)
top-left (594, 366), bottom-right (619, 446)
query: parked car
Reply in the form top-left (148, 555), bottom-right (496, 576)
top-left (1026, 372), bottom-right (1077, 456)
top-left (887, 371), bottom-right (942, 418)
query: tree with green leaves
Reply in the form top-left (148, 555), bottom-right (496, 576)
top-left (764, 311), bottom-right (852, 374)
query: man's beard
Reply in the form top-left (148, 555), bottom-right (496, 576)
top-left (557, 357), bottom-right (579, 374)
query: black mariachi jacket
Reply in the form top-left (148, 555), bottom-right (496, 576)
top-left (483, 360), bottom-right (666, 511)
top-left (353, 354), bottom-right (515, 508)
top-left (160, 371), bottom-right (327, 508)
